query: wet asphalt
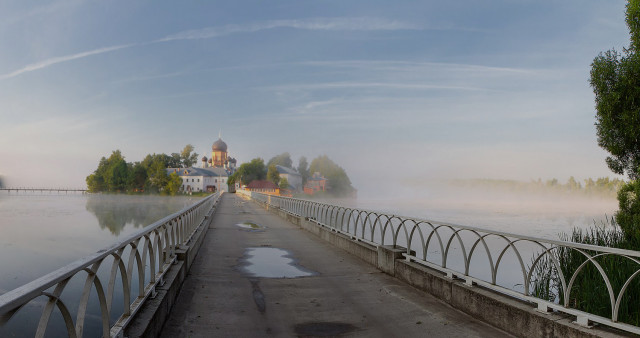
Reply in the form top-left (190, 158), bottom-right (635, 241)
top-left (160, 193), bottom-right (513, 338)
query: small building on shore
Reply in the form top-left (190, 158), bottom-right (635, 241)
top-left (167, 167), bottom-right (230, 193)
top-left (275, 165), bottom-right (303, 192)
top-left (245, 180), bottom-right (280, 195)
top-left (304, 172), bottom-right (328, 195)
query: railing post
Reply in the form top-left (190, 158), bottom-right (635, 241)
top-left (377, 245), bottom-right (413, 277)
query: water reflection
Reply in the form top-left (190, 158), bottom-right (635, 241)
top-left (85, 194), bottom-right (196, 235)
top-left (238, 247), bottom-right (317, 278)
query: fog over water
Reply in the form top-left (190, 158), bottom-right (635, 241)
top-left (349, 181), bottom-right (619, 240)
top-left (0, 193), bottom-right (198, 295)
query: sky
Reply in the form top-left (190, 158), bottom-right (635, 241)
top-left (0, 0), bottom-right (632, 196)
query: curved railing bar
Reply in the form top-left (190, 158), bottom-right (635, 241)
top-left (407, 221), bottom-right (427, 259)
top-left (442, 228), bottom-right (469, 270)
top-left (75, 263), bottom-right (110, 338)
top-left (614, 264), bottom-right (640, 322)
top-left (490, 236), bottom-right (532, 291)
top-left (525, 245), bottom-right (568, 298)
top-left (240, 191), bottom-right (640, 334)
top-left (247, 192), bottom-right (640, 258)
top-left (392, 217), bottom-right (411, 250)
top-left (35, 278), bottom-right (72, 338)
top-left (465, 231), bottom-right (496, 281)
top-left (0, 193), bottom-right (219, 338)
top-left (565, 250), bottom-right (616, 318)
top-left (422, 222), bottom-right (446, 265)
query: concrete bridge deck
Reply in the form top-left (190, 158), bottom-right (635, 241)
top-left (159, 194), bottom-right (512, 337)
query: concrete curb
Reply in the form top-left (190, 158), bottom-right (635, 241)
top-left (123, 203), bottom-right (218, 338)
top-left (257, 201), bottom-right (631, 338)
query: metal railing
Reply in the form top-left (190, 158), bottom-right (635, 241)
top-left (0, 187), bottom-right (88, 193)
top-left (0, 192), bottom-right (220, 337)
top-left (240, 190), bottom-right (640, 335)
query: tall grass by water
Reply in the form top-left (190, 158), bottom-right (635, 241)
top-left (530, 218), bottom-right (640, 326)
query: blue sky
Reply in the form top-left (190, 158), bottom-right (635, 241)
top-left (0, 0), bottom-right (631, 195)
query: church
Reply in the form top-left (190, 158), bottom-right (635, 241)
top-left (167, 137), bottom-right (237, 193)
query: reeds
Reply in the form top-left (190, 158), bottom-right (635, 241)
top-left (530, 217), bottom-right (640, 326)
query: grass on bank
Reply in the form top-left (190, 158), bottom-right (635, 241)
top-left (530, 218), bottom-right (640, 326)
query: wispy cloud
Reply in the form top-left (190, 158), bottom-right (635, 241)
top-left (1, 17), bottom-right (419, 81)
top-left (0, 44), bottom-right (134, 80)
top-left (265, 81), bottom-right (489, 92)
top-left (156, 17), bottom-right (421, 42)
top-left (299, 60), bottom-right (535, 74)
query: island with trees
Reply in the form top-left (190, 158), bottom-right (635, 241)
top-left (86, 145), bottom-right (199, 195)
top-left (229, 152), bottom-right (356, 198)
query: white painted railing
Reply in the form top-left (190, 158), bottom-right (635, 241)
top-left (241, 190), bottom-right (640, 335)
top-left (0, 192), bottom-right (220, 337)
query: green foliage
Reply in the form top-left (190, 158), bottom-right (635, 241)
top-left (531, 221), bottom-right (640, 326)
top-left (180, 144), bottom-right (199, 168)
top-left (267, 152), bottom-right (293, 168)
top-left (86, 151), bottom-right (128, 192)
top-left (615, 180), bottom-right (640, 242)
top-left (590, 0), bottom-right (640, 180)
top-left (127, 162), bottom-right (148, 191)
top-left (297, 156), bottom-right (310, 186)
top-left (141, 153), bottom-right (181, 169)
top-left (86, 145), bottom-right (205, 194)
top-left (267, 164), bottom-right (280, 185)
top-left (279, 177), bottom-right (289, 190)
top-left (165, 172), bottom-right (183, 195)
top-left (234, 158), bottom-right (267, 185)
top-left (147, 159), bottom-right (168, 192)
top-left (309, 155), bottom-right (355, 197)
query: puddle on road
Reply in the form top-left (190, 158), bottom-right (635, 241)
top-left (238, 247), bottom-right (317, 278)
top-left (236, 221), bottom-right (265, 232)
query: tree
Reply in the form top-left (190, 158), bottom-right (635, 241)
top-left (86, 157), bottom-right (107, 192)
top-left (234, 158), bottom-right (267, 185)
top-left (279, 177), bottom-right (289, 190)
top-left (309, 155), bottom-right (355, 196)
top-left (141, 153), bottom-right (181, 169)
top-left (590, 0), bottom-right (640, 180)
top-left (267, 152), bottom-right (293, 169)
top-left (591, 0), bottom-right (640, 243)
top-left (104, 150), bottom-right (128, 191)
top-left (128, 162), bottom-right (148, 191)
top-left (297, 156), bottom-right (310, 186)
top-left (267, 164), bottom-right (280, 185)
top-left (86, 150), bottom-right (129, 192)
top-left (165, 172), bottom-right (183, 195)
top-left (147, 159), bottom-right (169, 192)
top-left (180, 144), bottom-right (199, 168)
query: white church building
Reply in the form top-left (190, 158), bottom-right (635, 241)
top-left (167, 137), bottom-right (237, 193)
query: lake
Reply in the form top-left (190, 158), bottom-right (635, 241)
top-left (0, 192), bottom-right (200, 296)
top-left (0, 188), bottom-right (619, 336)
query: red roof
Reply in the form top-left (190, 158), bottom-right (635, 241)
top-left (246, 180), bottom-right (279, 189)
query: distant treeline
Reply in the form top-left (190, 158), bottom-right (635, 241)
top-left (449, 177), bottom-right (625, 198)
top-left (86, 145), bottom-right (199, 194)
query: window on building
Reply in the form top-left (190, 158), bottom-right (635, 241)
top-left (198, 179), bottom-right (200, 182)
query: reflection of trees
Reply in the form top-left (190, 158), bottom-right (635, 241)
top-left (85, 195), bottom-right (192, 236)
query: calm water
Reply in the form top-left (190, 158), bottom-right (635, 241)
top-left (355, 187), bottom-right (619, 240)
top-left (0, 189), bottom-right (619, 335)
top-left (0, 192), bottom-right (200, 295)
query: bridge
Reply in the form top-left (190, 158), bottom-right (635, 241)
top-left (0, 187), bottom-right (88, 193)
top-left (0, 191), bottom-right (638, 337)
